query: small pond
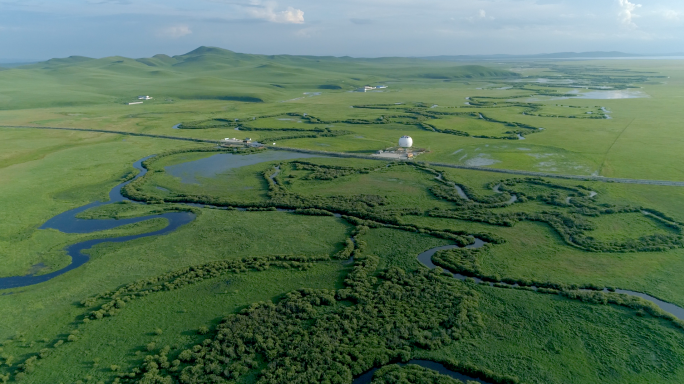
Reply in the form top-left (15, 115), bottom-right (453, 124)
top-left (354, 360), bottom-right (492, 384)
top-left (165, 151), bottom-right (323, 184)
top-left (465, 155), bottom-right (500, 167)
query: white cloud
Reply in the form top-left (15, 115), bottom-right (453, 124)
top-left (247, 1), bottom-right (304, 24)
top-left (295, 26), bottom-right (317, 38)
top-left (86, 0), bottom-right (132, 4)
top-left (618, 0), bottom-right (641, 28)
top-left (464, 8), bottom-right (493, 22)
top-left (662, 10), bottom-right (681, 21)
top-left (157, 25), bottom-right (192, 38)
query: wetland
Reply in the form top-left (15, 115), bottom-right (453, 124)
top-left (2, 52), bottom-right (684, 384)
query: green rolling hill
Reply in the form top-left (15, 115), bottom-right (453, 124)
top-left (0, 47), bottom-right (518, 109)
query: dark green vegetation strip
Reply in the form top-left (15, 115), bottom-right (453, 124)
top-left (179, 103), bottom-right (545, 141)
top-left (427, 174), bottom-right (683, 253)
top-left (432, 245), bottom-right (684, 325)
top-left (82, 255), bottom-right (331, 321)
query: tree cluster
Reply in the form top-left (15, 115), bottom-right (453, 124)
top-left (292, 161), bottom-right (382, 180)
top-left (119, 256), bottom-right (486, 384)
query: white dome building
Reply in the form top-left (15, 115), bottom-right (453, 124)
top-left (398, 136), bottom-right (413, 148)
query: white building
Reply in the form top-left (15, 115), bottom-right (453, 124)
top-left (138, 95), bottom-right (153, 100)
top-left (126, 102), bottom-right (143, 105)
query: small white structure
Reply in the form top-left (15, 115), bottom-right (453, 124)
top-left (398, 136), bottom-right (413, 148)
top-left (126, 101), bottom-right (143, 105)
top-left (137, 95), bottom-right (152, 100)
top-left (222, 137), bottom-right (249, 145)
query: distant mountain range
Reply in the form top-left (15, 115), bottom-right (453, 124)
top-left (4, 49), bottom-right (684, 68)
top-left (2, 46), bottom-right (682, 109)
top-left (421, 51), bottom-right (684, 61)
top-left (15, 46), bottom-right (516, 80)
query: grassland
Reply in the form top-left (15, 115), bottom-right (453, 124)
top-left (1, 49), bottom-right (684, 383)
top-left (420, 284), bottom-right (684, 384)
top-left (0, 49), bottom-right (683, 180)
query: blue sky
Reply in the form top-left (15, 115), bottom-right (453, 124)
top-left (0, 0), bottom-right (682, 61)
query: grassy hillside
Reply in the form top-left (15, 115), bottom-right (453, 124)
top-left (0, 47), bottom-right (516, 110)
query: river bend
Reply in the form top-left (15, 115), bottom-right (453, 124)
top-left (0, 156), bottom-right (195, 290)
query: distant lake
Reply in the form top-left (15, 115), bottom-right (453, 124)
top-left (566, 89), bottom-right (648, 100)
top-left (522, 89), bottom-right (649, 102)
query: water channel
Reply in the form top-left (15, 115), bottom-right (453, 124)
top-left (353, 360), bottom-right (492, 384)
top-left (418, 181), bottom-right (684, 319)
top-left (0, 152), bottom-right (328, 290)
top-left (0, 156), bottom-right (196, 290)
top-left (437, 173), bottom-right (518, 205)
top-left (416, 240), bottom-right (684, 320)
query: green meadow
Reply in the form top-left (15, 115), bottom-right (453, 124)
top-left (1, 48), bottom-right (684, 383)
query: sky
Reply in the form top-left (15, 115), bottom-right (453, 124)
top-left (0, 0), bottom-right (683, 61)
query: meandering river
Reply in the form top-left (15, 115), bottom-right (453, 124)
top-left (3, 153), bottom-right (684, 324)
top-left (0, 152), bottom-right (320, 289)
top-left (0, 156), bottom-right (195, 290)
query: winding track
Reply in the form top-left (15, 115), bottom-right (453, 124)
top-left (3, 124), bottom-right (684, 187)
